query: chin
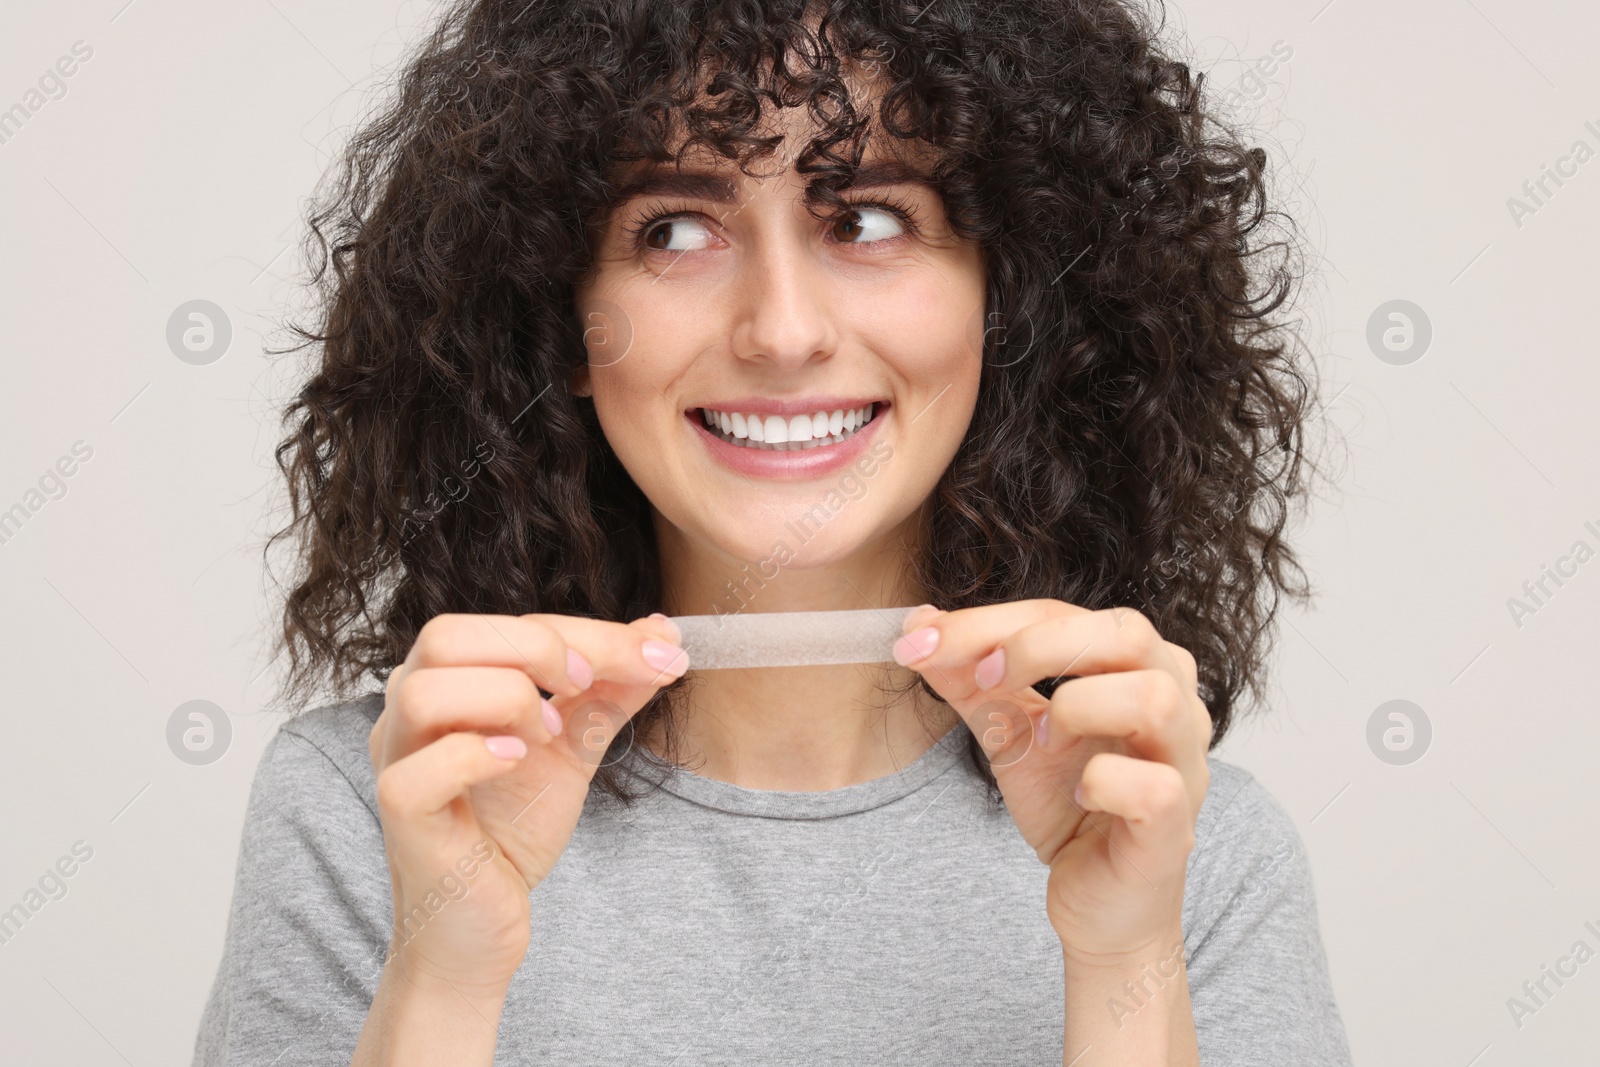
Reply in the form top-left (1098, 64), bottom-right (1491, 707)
top-left (668, 502), bottom-right (899, 611)
top-left (707, 505), bottom-right (885, 567)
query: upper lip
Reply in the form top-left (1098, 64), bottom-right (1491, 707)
top-left (687, 397), bottom-right (889, 418)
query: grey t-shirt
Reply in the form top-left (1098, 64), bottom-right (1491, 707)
top-left (192, 692), bottom-right (1351, 1065)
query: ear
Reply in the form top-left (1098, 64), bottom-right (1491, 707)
top-left (569, 363), bottom-right (593, 398)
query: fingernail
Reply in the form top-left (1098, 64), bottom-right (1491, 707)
top-left (1072, 780), bottom-right (1085, 809)
top-left (566, 648), bottom-right (594, 690)
top-left (892, 626), bottom-right (940, 666)
top-left (541, 699), bottom-right (564, 737)
top-left (974, 649), bottom-right (1006, 690)
top-left (648, 612), bottom-right (683, 644)
top-left (1038, 711), bottom-right (1050, 749)
top-left (641, 640), bottom-right (689, 677)
top-left (485, 735), bottom-right (528, 759)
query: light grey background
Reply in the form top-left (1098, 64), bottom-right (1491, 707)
top-left (2, 1), bottom-right (1596, 1063)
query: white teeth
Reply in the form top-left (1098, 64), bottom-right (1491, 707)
top-left (696, 404), bottom-right (880, 450)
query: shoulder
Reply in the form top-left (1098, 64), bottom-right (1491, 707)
top-left (196, 694), bottom-right (394, 1063)
top-left (1181, 759), bottom-right (1352, 1063)
top-left (249, 691), bottom-right (385, 825)
top-left (1184, 758), bottom-right (1314, 936)
top-left (225, 692), bottom-right (391, 925)
top-left (1191, 758), bottom-right (1304, 869)
top-left (281, 689), bottom-right (385, 755)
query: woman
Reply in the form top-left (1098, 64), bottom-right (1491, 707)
top-left (195, 0), bottom-right (1350, 1063)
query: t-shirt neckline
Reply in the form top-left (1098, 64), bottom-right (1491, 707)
top-left (633, 720), bottom-right (972, 820)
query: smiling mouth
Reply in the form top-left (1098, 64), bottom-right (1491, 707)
top-left (695, 404), bottom-right (882, 450)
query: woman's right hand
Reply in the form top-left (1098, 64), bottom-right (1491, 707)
top-left (367, 611), bottom-right (688, 995)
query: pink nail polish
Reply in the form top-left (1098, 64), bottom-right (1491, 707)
top-left (641, 640), bottom-right (688, 676)
top-left (566, 648), bottom-right (594, 691)
top-left (485, 735), bottom-right (528, 760)
top-left (541, 700), bottom-right (564, 737)
top-left (648, 612), bottom-right (683, 644)
top-left (974, 649), bottom-right (1006, 690)
top-left (892, 626), bottom-right (940, 666)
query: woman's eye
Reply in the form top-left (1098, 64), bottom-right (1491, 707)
top-left (642, 217), bottom-right (713, 252)
top-left (833, 205), bottom-right (905, 244)
top-left (636, 204), bottom-right (907, 252)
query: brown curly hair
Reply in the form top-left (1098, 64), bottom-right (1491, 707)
top-left (264, 0), bottom-right (1324, 802)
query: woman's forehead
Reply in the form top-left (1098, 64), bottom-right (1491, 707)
top-left (612, 151), bottom-right (938, 201)
top-left (617, 46), bottom-right (935, 172)
top-left (611, 119), bottom-right (945, 192)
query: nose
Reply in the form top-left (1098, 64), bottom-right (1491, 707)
top-left (728, 233), bottom-right (839, 372)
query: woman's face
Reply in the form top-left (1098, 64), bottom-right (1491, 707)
top-left (574, 111), bottom-right (985, 587)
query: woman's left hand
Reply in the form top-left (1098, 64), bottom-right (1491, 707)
top-left (893, 600), bottom-right (1212, 966)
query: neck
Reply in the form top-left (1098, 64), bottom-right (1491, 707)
top-left (649, 513), bottom-right (961, 791)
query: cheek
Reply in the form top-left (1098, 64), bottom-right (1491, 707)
top-left (581, 293), bottom-right (697, 439)
top-left (589, 368), bottom-right (680, 498)
top-left (864, 268), bottom-right (985, 384)
top-left (577, 295), bottom-right (639, 372)
top-left (877, 303), bottom-right (983, 424)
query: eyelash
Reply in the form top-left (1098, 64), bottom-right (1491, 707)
top-left (619, 190), bottom-right (925, 253)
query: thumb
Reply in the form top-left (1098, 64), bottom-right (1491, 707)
top-left (630, 612), bottom-right (683, 647)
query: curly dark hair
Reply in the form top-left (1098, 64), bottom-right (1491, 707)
top-left (264, 0), bottom-right (1324, 803)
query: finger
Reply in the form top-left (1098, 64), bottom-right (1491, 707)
top-left (524, 614), bottom-right (689, 691)
top-left (381, 666), bottom-right (561, 768)
top-left (961, 689), bottom-right (1051, 769)
top-left (545, 614), bottom-right (692, 762)
top-left (1043, 670), bottom-right (1209, 774)
top-left (1167, 640), bottom-right (1199, 694)
top-left (376, 730), bottom-right (531, 832)
top-left (1074, 751), bottom-right (1198, 860)
top-left (900, 603), bottom-right (942, 632)
top-left (893, 600), bottom-right (1091, 677)
top-left (891, 601), bottom-right (1077, 706)
top-left (969, 608), bottom-right (1183, 694)
top-left (394, 614), bottom-right (590, 698)
top-left (635, 612), bottom-right (683, 644)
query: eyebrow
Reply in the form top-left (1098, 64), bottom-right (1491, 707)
top-left (612, 159), bottom-right (933, 206)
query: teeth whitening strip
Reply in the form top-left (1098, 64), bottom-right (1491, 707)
top-left (668, 607), bottom-right (919, 670)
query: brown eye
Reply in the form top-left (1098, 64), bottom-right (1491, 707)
top-left (638, 216), bottom-right (710, 253)
top-left (831, 205), bottom-right (905, 244)
top-left (833, 210), bottom-right (866, 242)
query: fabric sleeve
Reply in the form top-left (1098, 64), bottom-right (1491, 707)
top-left (1180, 761), bottom-right (1353, 1067)
top-left (191, 703), bottom-right (394, 1066)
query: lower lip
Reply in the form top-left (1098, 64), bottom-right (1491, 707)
top-left (689, 408), bottom-right (886, 480)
